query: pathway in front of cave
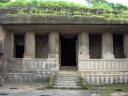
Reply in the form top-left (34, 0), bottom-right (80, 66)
top-left (0, 83), bottom-right (93, 96)
top-left (0, 89), bottom-right (93, 96)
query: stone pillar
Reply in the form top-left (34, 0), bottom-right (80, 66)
top-left (10, 32), bottom-right (14, 58)
top-left (48, 32), bottom-right (59, 59)
top-left (0, 26), bottom-right (14, 58)
top-left (78, 32), bottom-right (89, 60)
top-left (124, 33), bottom-right (128, 58)
top-left (0, 26), bottom-right (6, 56)
top-left (102, 33), bottom-right (114, 59)
top-left (24, 32), bottom-right (35, 58)
top-left (0, 26), bottom-right (6, 42)
top-left (0, 26), bottom-right (7, 76)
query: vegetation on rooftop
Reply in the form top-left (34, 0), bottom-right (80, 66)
top-left (0, 0), bottom-right (128, 24)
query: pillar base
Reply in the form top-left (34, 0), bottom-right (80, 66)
top-left (24, 53), bottom-right (35, 58)
top-left (48, 54), bottom-right (59, 58)
top-left (78, 54), bottom-right (89, 60)
top-left (103, 53), bottom-right (114, 59)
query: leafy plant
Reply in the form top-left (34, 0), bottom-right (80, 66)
top-left (0, 0), bottom-right (10, 3)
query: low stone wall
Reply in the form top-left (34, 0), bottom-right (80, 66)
top-left (5, 58), bottom-right (58, 83)
top-left (79, 59), bottom-right (128, 85)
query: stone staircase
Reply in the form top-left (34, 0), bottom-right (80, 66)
top-left (52, 71), bottom-right (83, 89)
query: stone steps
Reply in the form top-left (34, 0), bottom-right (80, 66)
top-left (55, 77), bottom-right (79, 81)
top-left (52, 71), bottom-right (83, 89)
top-left (54, 81), bottom-right (80, 83)
top-left (54, 82), bottom-right (81, 85)
top-left (52, 85), bottom-right (83, 89)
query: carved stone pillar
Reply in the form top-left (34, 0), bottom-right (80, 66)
top-left (48, 32), bottom-right (59, 59)
top-left (24, 32), bottom-right (35, 58)
top-left (78, 32), bottom-right (89, 60)
top-left (102, 33), bottom-right (114, 59)
top-left (124, 33), bottom-right (128, 58)
top-left (0, 26), bottom-right (14, 58)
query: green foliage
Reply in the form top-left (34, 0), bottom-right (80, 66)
top-left (0, 0), bottom-right (85, 9)
top-left (86, 0), bottom-right (128, 10)
top-left (0, 0), bottom-right (10, 3)
top-left (0, 0), bottom-right (128, 11)
top-left (86, 0), bottom-right (113, 10)
top-left (0, 0), bottom-right (128, 24)
top-left (99, 84), bottom-right (128, 96)
top-left (47, 73), bottom-right (56, 88)
top-left (80, 77), bottom-right (92, 89)
top-left (109, 3), bottom-right (128, 10)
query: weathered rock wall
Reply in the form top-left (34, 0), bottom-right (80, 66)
top-left (0, 15), bottom-right (128, 24)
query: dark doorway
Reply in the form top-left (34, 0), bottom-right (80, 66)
top-left (14, 34), bottom-right (25, 58)
top-left (61, 36), bottom-right (77, 66)
top-left (15, 44), bottom-right (24, 58)
top-left (89, 34), bottom-right (102, 59)
top-left (113, 34), bottom-right (124, 58)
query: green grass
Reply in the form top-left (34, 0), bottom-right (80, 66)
top-left (97, 84), bottom-right (128, 96)
top-left (47, 73), bottom-right (56, 88)
top-left (80, 77), bottom-right (92, 90)
top-left (0, 0), bottom-right (121, 11)
top-left (0, 1), bottom-right (86, 9)
top-left (81, 78), bottom-right (128, 96)
top-left (0, 0), bottom-right (128, 24)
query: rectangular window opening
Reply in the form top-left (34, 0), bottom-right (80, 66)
top-left (113, 34), bottom-right (124, 58)
top-left (35, 34), bottom-right (48, 58)
top-left (89, 34), bottom-right (102, 59)
top-left (14, 34), bottom-right (25, 58)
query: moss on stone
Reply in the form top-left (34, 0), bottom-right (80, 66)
top-left (0, 1), bottom-right (128, 24)
top-left (0, 14), bottom-right (128, 24)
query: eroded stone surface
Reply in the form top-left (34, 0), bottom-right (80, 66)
top-left (1, 15), bottom-right (127, 24)
top-left (0, 83), bottom-right (92, 96)
top-left (111, 92), bottom-right (128, 96)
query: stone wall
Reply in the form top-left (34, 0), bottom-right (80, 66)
top-left (5, 58), bottom-right (58, 83)
top-left (1, 15), bottom-right (128, 24)
top-left (4, 32), bottom-right (14, 58)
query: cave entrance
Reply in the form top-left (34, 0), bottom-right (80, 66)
top-left (60, 35), bottom-right (77, 69)
top-left (14, 34), bottom-right (25, 58)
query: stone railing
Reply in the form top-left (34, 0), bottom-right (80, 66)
top-left (79, 59), bottom-right (128, 85)
top-left (5, 58), bottom-right (58, 83)
top-left (79, 59), bottom-right (128, 71)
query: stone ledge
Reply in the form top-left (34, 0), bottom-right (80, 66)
top-left (6, 73), bottom-right (49, 83)
top-left (0, 15), bottom-right (128, 24)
